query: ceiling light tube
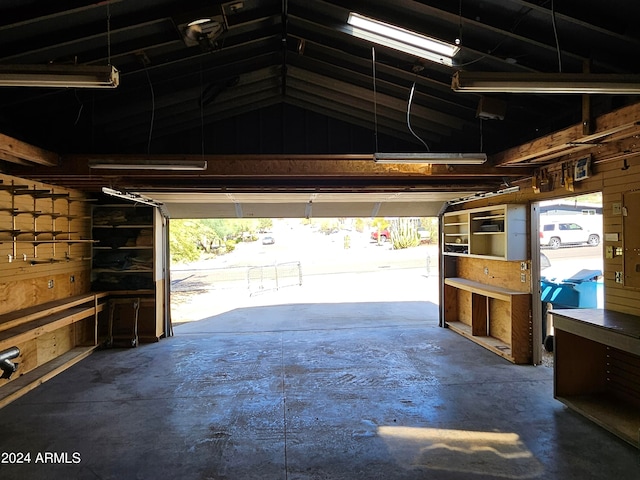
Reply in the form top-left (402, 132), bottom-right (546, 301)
top-left (88, 159), bottom-right (208, 170)
top-left (347, 12), bottom-right (458, 66)
top-left (452, 71), bottom-right (640, 94)
top-left (0, 64), bottom-right (119, 88)
top-left (102, 187), bottom-right (163, 208)
top-left (447, 186), bottom-right (520, 205)
top-left (374, 152), bottom-right (487, 165)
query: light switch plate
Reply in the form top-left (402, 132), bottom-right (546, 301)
top-left (612, 202), bottom-right (622, 216)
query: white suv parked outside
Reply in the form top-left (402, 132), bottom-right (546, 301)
top-left (540, 221), bottom-right (600, 249)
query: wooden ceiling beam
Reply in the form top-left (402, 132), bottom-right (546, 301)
top-left (0, 133), bottom-right (59, 167)
top-left (52, 154), bottom-right (529, 179)
top-left (491, 102), bottom-right (640, 166)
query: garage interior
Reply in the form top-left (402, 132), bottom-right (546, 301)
top-left (1, 1), bottom-right (640, 478)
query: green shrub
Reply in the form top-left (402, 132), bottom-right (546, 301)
top-left (225, 239), bottom-right (236, 253)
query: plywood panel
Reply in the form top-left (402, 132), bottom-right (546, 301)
top-left (458, 257), bottom-right (530, 292)
top-left (472, 293), bottom-right (488, 336)
top-left (13, 339), bottom-right (38, 376)
top-left (489, 298), bottom-right (511, 344)
top-left (1, 174), bottom-right (92, 307)
top-left (0, 280), bottom-right (33, 315)
top-left (458, 289), bottom-right (472, 327)
top-left (443, 284), bottom-right (458, 324)
top-left (511, 294), bottom-right (532, 364)
top-left (37, 325), bottom-right (74, 365)
top-left (555, 330), bottom-right (608, 396)
top-left (74, 317), bottom-right (96, 346)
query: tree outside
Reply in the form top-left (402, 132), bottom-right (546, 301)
top-left (170, 217), bottom-right (436, 263)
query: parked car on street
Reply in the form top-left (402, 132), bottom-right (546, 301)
top-left (371, 229), bottom-right (390, 242)
top-left (262, 236), bottom-right (275, 245)
top-left (417, 227), bottom-right (431, 243)
top-left (539, 221), bottom-right (600, 249)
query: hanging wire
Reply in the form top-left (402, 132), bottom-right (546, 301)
top-left (200, 61), bottom-right (205, 158)
top-left (551, 0), bottom-right (562, 72)
top-left (457, 0), bottom-right (463, 47)
top-left (372, 47), bottom-right (379, 152)
top-left (458, 4), bottom-right (536, 68)
top-left (73, 91), bottom-right (84, 126)
top-left (106, 1), bottom-right (111, 65)
top-left (144, 68), bottom-right (155, 154)
top-left (407, 82), bottom-right (430, 152)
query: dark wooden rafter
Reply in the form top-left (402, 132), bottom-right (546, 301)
top-left (0, 134), bottom-right (60, 167)
top-left (491, 103), bottom-right (640, 166)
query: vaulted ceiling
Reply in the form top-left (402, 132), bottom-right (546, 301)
top-left (1, 0), bottom-right (639, 203)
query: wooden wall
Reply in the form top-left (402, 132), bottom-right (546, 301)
top-left (0, 173), bottom-right (93, 315)
top-left (456, 151), bottom-right (640, 317)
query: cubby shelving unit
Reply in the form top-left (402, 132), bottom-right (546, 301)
top-left (91, 203), bottom-right (164, 343)
top-left (441, 203), bottom-right (532, 364)
top-left (443, 204), bottom-right (527, 261)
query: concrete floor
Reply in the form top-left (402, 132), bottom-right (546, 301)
top-left (1, 286), bottom-right (638, 479)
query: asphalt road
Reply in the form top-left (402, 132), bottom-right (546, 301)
top-left (541, 244), bottom-right (602, 280)
top-left (171, 226), bottom-right (438, 281)
top-left (169, 224), bottom-right (603, 322)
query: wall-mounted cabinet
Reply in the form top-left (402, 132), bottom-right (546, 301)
top-left (91, 204), bottom-right (165, 343)
top-left (443, 204), bottom-right (527, 261)
top-left (442, 212), bottom-right (469, 255)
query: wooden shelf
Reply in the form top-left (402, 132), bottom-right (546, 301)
top-left (92, 224), bottom-right (153, 228)
top-left (444, 277), bottom-right (531, 364)
top-left (92, 268), bottom-right (154, 274)
top-left (556, 394), bottom-right (640, 449)
top-left (1, 182), bottom-right (92, 264)
top-left (93, 246), bottom-right (153, 250)
top-left (446, 321), bottom-right (514, 361)
top-left (91, 203), bottom-right (163, 342)
top-left (0, 346), bottom-right (98, 409)
top-left (443, 204), bottom-right (526, 260)
top-left (473, 214), bottom-right (505, 220)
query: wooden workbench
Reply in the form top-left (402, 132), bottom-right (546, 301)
top-left (551, 308), bottom-right (640, 448)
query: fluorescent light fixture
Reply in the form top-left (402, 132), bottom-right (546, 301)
top-left (88, 159), bottom-right (207, 170)
top-left (374, 152), bottom-right (487, 165)
top-left (187, 18), bottom-right (212, 26)
top-left (347, 12), bottom-right (459, 66)
top-left (0, 64), bottom-right (119, 88)
top-left (447, 186), bottom-right (520, 205)
top-left (452, 71), bottom-right (640, 94)
top-left (102, 187), bottom-right (163, 208)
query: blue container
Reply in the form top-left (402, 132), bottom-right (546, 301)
top-left (541, 269), bottom-right (602, 343)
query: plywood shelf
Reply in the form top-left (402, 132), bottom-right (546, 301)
top-left (91, 203), bottom-right (164, 342)
top-left (446, 321), bottom-right (514, 362)
top-left (1, 181), bottom-right (93, 265)
top-left (443, 204), bottom-right (526, 260)
top-left (92, 224), bottom-right (153, 229)
top-left (0, 346), bottom-right (98, 409)
top-left (443, 277), bottom-right (532, 364)
top-left (473, 214), bottom-right (505, 220)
